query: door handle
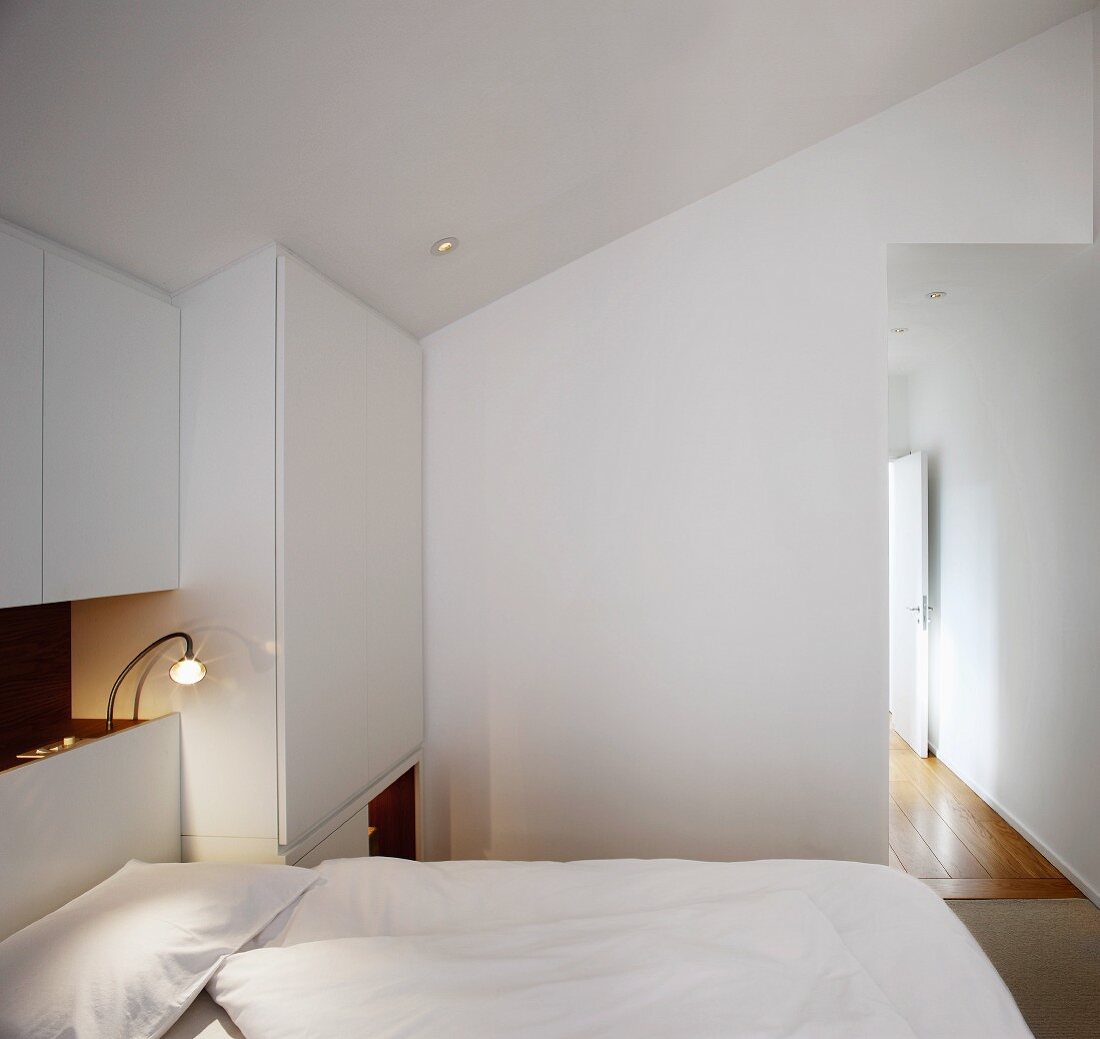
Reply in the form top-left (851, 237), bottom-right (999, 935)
top-left (906, 597), bottom-right (932, 629)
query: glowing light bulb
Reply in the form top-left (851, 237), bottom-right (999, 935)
top-left (170, 656), bottom-right (207, 685)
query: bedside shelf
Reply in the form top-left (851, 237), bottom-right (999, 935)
top-left (0, 717), bottom-right (142, 774)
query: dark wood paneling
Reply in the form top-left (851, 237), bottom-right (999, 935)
top-left (369, 766), bottom-right (417, 860)
top-left (0, 602), bottom-right (71, 759)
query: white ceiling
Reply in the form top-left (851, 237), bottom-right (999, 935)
top-left (887, 244), bottom-right (1088, 375)
top-left (0, 1), bottom-right (1092, 336)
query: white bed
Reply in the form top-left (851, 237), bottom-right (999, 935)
top-left (162, 856), bottom-right (1031, 1039)
top-left (4, 716), bottom-right (1027, 1035)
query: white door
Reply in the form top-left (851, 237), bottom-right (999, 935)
top-left (889, 451), bottom-right (929, 757)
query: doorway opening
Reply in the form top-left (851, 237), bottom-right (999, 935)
top-left (885, 244), bottom-right (1085, 901)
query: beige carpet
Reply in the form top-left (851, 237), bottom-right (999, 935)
top-left (949, 898), bottom-right (1100, 1039)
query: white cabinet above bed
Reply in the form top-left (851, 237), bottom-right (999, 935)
top-left (0, 230), bottom-right (44, 609)
top-left (43, 253), bottom-right (180, 601)
top-left (0, 224), bottom-right (180, 608)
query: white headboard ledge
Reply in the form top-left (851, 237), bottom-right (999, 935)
top-left (0, 714), bottom-right (181, 940)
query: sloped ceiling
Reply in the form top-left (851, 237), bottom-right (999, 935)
top-left (0, 0), bottom-right (1092, 335)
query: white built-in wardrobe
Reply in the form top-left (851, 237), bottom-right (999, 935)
top-left (275, 251), bottom-right (423, 851)
top-left (70, 244), bottom-right (423, 864)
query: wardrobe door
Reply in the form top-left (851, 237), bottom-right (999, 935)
top-left (276, 255), bottom-right (369, 847)
top-left (43, 254), bottom-right (180, 602)
top-left (0, 232), bottom-right (44, 608)
top-left (365, 312), bottom-right (423, 782)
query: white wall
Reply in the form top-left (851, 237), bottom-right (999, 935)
top-left (887, 376), bottom-right (911, 459)
top-left (421, 15), bottom-right (1093, 863)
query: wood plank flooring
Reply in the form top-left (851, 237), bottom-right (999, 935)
top-left (922, 878), bottom-right (1082, 899)
top-left (889, 728), bottom-right (1082, 900)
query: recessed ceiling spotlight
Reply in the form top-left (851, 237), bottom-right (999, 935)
top-left (431, 237), bottom-right (458, 256)
top-left (891, 327), bottom-right (908, 334)
top-left (926, 290), bottom-right (947, 300)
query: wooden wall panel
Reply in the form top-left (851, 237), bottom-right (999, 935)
top-left (0, 601), bottom-right (71, 757)
top-left (368, 766), bottom-right (416, 860)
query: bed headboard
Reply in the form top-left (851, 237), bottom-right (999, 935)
top-left (0, 714), bottom-right (181, 939)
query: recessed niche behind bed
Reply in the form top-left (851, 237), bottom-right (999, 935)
top-left (0, 600), bottom-right (71, 760)
top-left (368, 767), bottom-right (417, 860)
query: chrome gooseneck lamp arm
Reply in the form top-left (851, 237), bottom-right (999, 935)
top-left (106, 631), bottom-right (206, 732)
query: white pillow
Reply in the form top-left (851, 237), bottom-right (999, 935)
top-left (0, 859), bottom-right (318, 1039)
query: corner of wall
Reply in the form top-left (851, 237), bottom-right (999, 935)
top-left (1093, 4), bottom-right (1099, 239)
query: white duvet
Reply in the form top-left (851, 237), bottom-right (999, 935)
top-left (195, 857), bottom-right (1032, 1039)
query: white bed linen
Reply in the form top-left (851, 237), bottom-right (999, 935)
top-left (204, 857), bottom-right (1030, 1039)
top-left (213, 891), bottom-right (925, 1038)
top-left (162, 993), bottom-right (241, 1039)
top-left (0, 859), bottom-right (316, 1039)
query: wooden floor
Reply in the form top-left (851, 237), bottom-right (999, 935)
top-left (889, 728), bottom-right (1081, 900)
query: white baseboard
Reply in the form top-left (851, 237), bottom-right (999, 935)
top-left (928, 741), bottom-right (1099, 907)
